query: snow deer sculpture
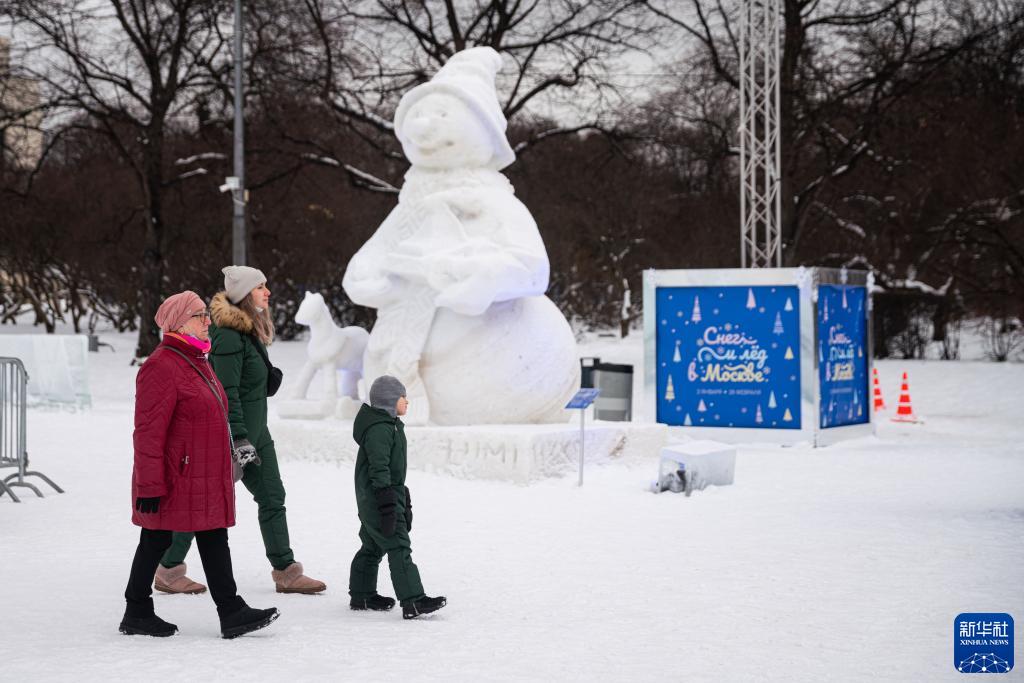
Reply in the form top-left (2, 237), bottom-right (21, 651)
top-left (278, 291), bottom-right (369, 420)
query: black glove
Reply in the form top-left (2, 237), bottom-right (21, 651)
top-left (135, 496), bottom-right (160, 514)
top-left (375, 487), bottom-right (397, 537)
top-left (405, 485), bottom-right (413, 532)
top-left (233, 438), bottom-right (260, 467)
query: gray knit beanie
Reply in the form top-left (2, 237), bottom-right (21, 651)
top-left (222, 265), bottom-right (267, 304)
top-left (369, 375), bottom-right (407, 418)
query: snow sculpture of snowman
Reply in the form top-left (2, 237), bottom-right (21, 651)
top-left (342, 46), bottom-right (579, 425)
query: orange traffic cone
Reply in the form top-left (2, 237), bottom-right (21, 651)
top-left (872, 367), bottom-right (886, 412)
top-left (891, 371), bottom-right (919, 423)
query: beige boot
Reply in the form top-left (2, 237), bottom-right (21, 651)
top-left (272, 562), bottom-right (326, 594)
top-left (154, 563), bottom-right (207, 595)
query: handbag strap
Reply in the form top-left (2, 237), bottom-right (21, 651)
top-left (159, 346), bottom-right (235, 448)
top-left (250, 334), bottom-right (274, 374)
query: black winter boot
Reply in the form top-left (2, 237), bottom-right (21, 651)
top-left (119, 613), bottom-right (178, 637)
top-left (350, 594), bottom-right (396, 611)
top-left (219, 600), bottom-right (281, 639)
top-left (402, 595), bottom-right (446, 619)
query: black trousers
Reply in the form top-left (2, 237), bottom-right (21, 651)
top-left (124, 527), bottom-right (243, 618)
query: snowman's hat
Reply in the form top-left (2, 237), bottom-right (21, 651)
top-left (394, 46), bottom-right (516, 171)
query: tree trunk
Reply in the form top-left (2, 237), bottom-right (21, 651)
top-left (134, 127), bottom-right (166, 360)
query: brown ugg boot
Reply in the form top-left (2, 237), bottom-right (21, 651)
top-left (271, 562), bottom-right (326, 594)
top-left (154, 563), bottom-right (208, 595)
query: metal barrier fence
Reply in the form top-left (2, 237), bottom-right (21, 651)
top-left (0, 357), bottom-right (63, 502)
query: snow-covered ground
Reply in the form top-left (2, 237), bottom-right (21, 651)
top-left (1, 328), bottom-right (1022, 681)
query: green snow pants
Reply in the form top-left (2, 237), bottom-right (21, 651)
top-left (161, 440), bottom-right (295, 571)
top-left (348, 522), bottom-right (424, 604)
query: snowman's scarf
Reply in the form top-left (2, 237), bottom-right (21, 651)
top-left (399, 166), bottom-right (513, 205)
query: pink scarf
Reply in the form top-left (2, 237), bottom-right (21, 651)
top-left (166, 332), bottom-right (212, 354)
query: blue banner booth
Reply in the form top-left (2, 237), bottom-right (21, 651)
top-left (642, 267), bottom-right (873, 446)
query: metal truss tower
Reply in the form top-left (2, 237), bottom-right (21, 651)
top-left (739, 0), bottom-right (783, 268)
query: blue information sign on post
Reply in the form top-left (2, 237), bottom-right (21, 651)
top-left (817, 285), bottom-right (869, 428)
top-left (565, 388), bottom-right (600, 486)
top-left (565, 388), bottom-right (600, 410)
top-left (655, 285), bottom-right (802, 429)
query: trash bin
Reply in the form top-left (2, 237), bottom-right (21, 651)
top-left (580, 357), bottom-right (600, 389)
top-left (579, 358), bottom-right (633, 421)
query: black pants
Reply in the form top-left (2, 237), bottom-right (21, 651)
top-left (124, 527), bottom-right (243, 618)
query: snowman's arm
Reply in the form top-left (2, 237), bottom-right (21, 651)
top-left (342, 210), bottom-right (407, 306)
top-left (466, 247), bottom-right (549, 301)
top-left (446, 196), bottom-right (550, 299)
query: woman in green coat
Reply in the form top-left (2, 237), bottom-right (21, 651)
top-left (154, 266), bottom-right (326, 595)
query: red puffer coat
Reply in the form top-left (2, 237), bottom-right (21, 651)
top-left (131, 334), bottom-right (235, 531)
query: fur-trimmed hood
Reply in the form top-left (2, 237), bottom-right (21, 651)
top-left (210, 291), bottom-right (254, 334)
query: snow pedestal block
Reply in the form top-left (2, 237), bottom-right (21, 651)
top-left (276, 396), bottom-right (362, 420)
top-left (658, 440), bottom-right (736, 492)
top-left (270, 417), bottom-right (668, 484)
top-left (276, 398), bottom-right (337, 420)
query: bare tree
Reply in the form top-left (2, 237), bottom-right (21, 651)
top-left (644, 0), bottom-right (995, 264)
top-left (242, 0), bottom-right (658, 189)
top-left (5, 0), bottom-right (230, 358)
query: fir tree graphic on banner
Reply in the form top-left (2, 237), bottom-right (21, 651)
top-left (755, 405), bottom-right (763, 423)
top-left (768, 391), bottom-right (777, 409)
top-left (773, 312), bottom-right (784, 335)
top-left (691, 295), bottom-right (702, 322)
top-left (697, 399), bottom-right (707, 412)
top-left (783, 408), bottom-right (794, 422)
top-left (673, 340), bottom-right (682, 362)
top-left (784, 346), bottom-right (794, 360)
top-left (683, 413), bottom-right (692, 426)
top-left (784, 297), bottom-right (793, 312)
top-left (842, 287), bottom-right (848, 309)
top-left (664, 375), bottom-right (675, 401)
top-left (824, 298), bottom-right (829, 322)
top-left (746, 288), bottom-right (756, 309)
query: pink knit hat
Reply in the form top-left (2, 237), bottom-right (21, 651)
top-left (154, 290), bottom-right (205, 333)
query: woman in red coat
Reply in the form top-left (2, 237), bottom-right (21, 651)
top-left (120, 290), bottom-right (280, 639)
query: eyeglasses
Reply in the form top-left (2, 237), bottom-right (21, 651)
top-left (190, 311), bottom-right (212, 321)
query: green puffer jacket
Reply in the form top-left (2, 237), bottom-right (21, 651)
top-left (353, 403), bottom-right (408, 525)
top-left (208, 291), bottom-right (272, 450)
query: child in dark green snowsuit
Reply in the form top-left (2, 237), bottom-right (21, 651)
top-left (348, 375), bottom-right (446, 619)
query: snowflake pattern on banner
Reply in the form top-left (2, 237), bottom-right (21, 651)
top-left (656, 285), bottom-right (801, 429)
top-left (817, 285), bottom-right (869, 429)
